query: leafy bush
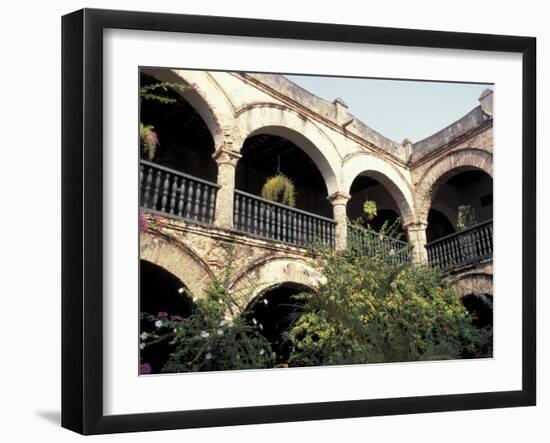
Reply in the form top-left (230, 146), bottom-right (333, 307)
top-left (284, 238), bottom-right (492, 367)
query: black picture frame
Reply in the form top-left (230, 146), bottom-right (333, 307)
top-left (62, 8), bottom-right (536, 435)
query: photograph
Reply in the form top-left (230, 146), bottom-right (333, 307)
top-left (138, 67), bottom-right (494, 375)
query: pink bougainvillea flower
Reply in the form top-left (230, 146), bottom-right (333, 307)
top-left (139, 363), bottom-right (152, 375)
top-left (157, 311), bottom-right (169, 318)
top-left (149, 130), bottom-right (158, 145)
top-left (170, 315), bottom-right (183, 321)
top-left (139, 212), bottom-right (149, 233)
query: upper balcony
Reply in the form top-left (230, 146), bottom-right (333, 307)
top-left (138, 69), bottom-right (493, 272)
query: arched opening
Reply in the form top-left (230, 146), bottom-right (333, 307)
top-left (139, 72), bottom-right (217, 182)
top-left (140, 260), bottom-right (195, 373)
top-left (427, 169), bottom-right (493, 241)
top-left (244, 283), bottom-right (311, 364)
top-left (461, 293), bottom-right (493, 328)
top-left (426, 209), bottom-right (456, 243)
top-left (347, 174), bottom-right (406, 238)
top-left (236, 133), bottom-right (332, 218)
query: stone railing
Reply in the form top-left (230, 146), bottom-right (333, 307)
top-left (234, 190), bottom-right (336, 248)
top-left (426, 220), bottom-right (493, 270)
top-left (140, 160), bottom-right (219, 225)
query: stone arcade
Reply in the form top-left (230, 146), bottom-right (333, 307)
top-left (139, 69), bottom-right (493, 325)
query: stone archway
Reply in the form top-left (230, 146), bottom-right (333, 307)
top-left (229, 256), bottom-right (324, 308)
top-left (415, 148), bottom-right (493, 225)
top-left (451, 271), bottom-right (493, 299)
top-left (343, 152), bottom-right (416, 226)
top-left (235, 104), bottom-right (343, 196)
top-left (140, 233), bottom-right (214, 299)
top-left (140, 68), bottom-right (235, 149)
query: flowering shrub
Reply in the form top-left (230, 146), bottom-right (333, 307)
top-left (284, 240), bottom-right (492, 367)
top-left (140, 250), bottom-right (274, 373)
top-left (139, 123), bottom-right (159, 160)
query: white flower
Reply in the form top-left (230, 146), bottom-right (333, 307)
top-left (155, 320), bottom-right (163, 329)
top-left (140, 332), bottom-right (148, 341)
top-left (219, 319), bottom-right (228, 327)
top-left (205, 353), bottom-right (212, 360)
top-left (139, 343), bottom-right (145, 350)
top-left (263, 299), bottom-right (269, 306)
top-left (389, 249), bottom-right (395, 256)
top-left (200, 330), bottom-right (210, 338)
top-left (178, 287), bottom-right (185, 294)
top-left (259, 349), bottom-right (265, 356)
top-left (252, 318), bottom-right (258, 325)
top-left (259, 324), bottom-right (263, 330)
top-left (217, 329), bottom-right (224, 336)
top-left (173, 328), bottom-right (178, 334)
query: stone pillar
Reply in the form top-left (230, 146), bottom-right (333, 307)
top-left (405, 221), bottom-right (428, 264)
top-left (212, 148), bottom-right (241, 229)
top-left (328, 191), bottom-right (350, 251)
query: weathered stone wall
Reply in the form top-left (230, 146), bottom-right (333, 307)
top-left (140, 215), bottom-right (323, 311)
top-left (446, 261), bottom-right (493, 298)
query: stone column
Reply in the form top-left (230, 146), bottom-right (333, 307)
top-left (212, 148), bottom-right (241, 229)
top-left (328, 191), bottom-right (350, 251)
top-left (405, 221), bottom-right (428, 264)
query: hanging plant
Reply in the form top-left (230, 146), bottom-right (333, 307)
top-left (140, 123), bottom-right (159, 160)
top-left (261, 173), bottom-right (296, 207)
top-left (362, 200), bottom-right (378, 221)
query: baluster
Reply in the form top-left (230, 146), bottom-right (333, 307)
top-left (265, 203), bottom-right (273, 238)
top-left (281, 209), bottom-right (287, 242)
top-left (152, 169), bottom-right (162, 209)
top-left (142, 166), bottom-right (153, 208)
top-left (295, 214), bottom-right (301, 245)
top-left (252, 199), bottom-right (258, 235)
top-left (177, 178), bottom-right (186, 216)
top-left (208, 187), bottom-right (216, 224)
top-left (193, 183), bottom-right (202, 221)
top-left (234, 194), bottom-right (241, 230)
top-left (274, 207), bottom-right (280, 240)
top-left (169, 175), bottom-right (178, 214)
top-left (258, 202), bottom-right (265, 237)
top-left (244, 196), bottom-right (251, 232)
top-left (185, 181), bottom-right (194, 219)
top-left (139, 164), bottom-right (144, 205)
top-left (201, 185), bottom-right (209, 222)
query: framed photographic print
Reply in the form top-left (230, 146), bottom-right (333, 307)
top-left (61, 8), bottom-right (536, 435)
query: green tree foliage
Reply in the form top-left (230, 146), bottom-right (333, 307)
top-left (261, 173), bottom-right (296, 207)
top-left (456, 205), bottom-right (477, 230)
top-left (284, 235), bottom-right (492, 367)
top-left (139, 81), bottom-right (188, 104)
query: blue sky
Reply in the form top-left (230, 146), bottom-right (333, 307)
top-left (285, 75), bottom-right (492, 143)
